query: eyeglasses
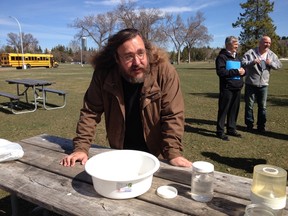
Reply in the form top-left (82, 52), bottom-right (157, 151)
top-left (118, 50), bottom-right (146, 63)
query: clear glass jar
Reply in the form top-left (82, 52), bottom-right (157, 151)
top-left (191, 161), bottom-right (214, 202)
top-left (251, 164), bottom-right (287, 211)
top-left (244, 204), bottom-right (277, 216)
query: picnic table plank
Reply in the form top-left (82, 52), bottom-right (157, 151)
top-left (0, 161), bottom-right (186, 216)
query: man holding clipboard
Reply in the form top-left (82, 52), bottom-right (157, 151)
top-left (215, 36), bottom-right (246, 141)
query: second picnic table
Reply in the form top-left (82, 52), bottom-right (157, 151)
top-left (3, 79), bottom-right (66, 113)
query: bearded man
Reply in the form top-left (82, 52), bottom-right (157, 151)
top-left (61, 28), bottom-right (192, 168)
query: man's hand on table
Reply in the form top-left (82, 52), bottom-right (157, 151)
top-left (61, 152), bottom-right (192, 168)
top-left (169, 156), bottom-right (192, 167)
top-left (60, 151), bottom-right (88, 167)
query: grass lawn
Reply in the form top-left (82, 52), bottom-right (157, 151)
top-left (0, 61), bottom-right (287, 214)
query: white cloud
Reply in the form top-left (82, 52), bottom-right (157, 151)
top-left (84, 0), bottom-right (137, 6)
top-left (153, 1), bottom-right (217, 14)
top-left (160, 6), bottom-right (195, 13)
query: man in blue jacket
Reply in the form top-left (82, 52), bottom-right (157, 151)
top-left (215, 36), bottom-right (246, 141)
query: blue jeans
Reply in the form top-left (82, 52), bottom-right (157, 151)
top-left (244, 84), bottom-right (268, 129)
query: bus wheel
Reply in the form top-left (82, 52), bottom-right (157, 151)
top-left (26, 64), bottom-right (31, 69)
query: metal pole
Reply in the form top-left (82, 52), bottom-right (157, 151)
top-left (80, 41), bottom-right (83, 67)
top-left (80, 36), bottom-right (85, 67)
top-left (9, 16), bottom-right (26, 69)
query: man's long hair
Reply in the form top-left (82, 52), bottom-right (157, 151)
top-left (90, 28), bottom-right (169, 71)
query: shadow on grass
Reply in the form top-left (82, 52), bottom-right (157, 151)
top-left (185, 118), bottom-right (288, 141)
top-left (237, 125), bottom-right (288, 141)
top-left (0, 195), bottom-right (38, 216)
top-left (180, 67), bottom-right (215, 71)
top-left (201, 152), bottom-right (267, 174)
top-left (189, 92), bottom-right (219, 99)
top-left (268, 95), bottom-right (288, 106)
top-left (0, 101), bottom-right (37, 114)
top-left (189, 93), bottom-right (288, 107)
top-left (185, 118), bottom-right (216, 138)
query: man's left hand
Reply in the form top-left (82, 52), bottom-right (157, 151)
top-left (169, 156), bottom-right (192, 167)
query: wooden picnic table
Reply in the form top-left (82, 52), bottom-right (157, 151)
top-left (0, 134), bottom-right (287, 216)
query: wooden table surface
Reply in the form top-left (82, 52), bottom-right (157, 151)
top-left (0, 134), bottom-right (287, 216)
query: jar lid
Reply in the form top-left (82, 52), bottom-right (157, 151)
top-left (192, 161), bottom-right (214, 173)
top-left (254, 164), bottom-right (287, 177)
top-left (156, 186), bottom-right (178, 199)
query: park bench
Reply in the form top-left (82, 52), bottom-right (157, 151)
top-left (36, 88), bottom-right (67, 110)
top-left (0, 91), bottom-right (20, 114)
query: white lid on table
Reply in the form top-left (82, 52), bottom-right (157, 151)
top-left (157, 186), bottom-right (178, 199)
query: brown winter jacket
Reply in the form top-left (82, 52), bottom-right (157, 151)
top-left (73, 61), bottom-right (185, 161)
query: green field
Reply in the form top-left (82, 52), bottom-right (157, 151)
top-left (0, 61), bottom-right (287, 213)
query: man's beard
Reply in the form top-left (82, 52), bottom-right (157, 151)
top-left (120, 65), bottom-right (149, 84)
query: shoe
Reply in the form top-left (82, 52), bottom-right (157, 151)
top-left (216, 133), bottom-right (229, 141)
top-left (227, 131), bottom-right (242, 138)
top-left (257, 127), bottom-right (266, 133)
top-left (246, 125), bottom-right (253, 132)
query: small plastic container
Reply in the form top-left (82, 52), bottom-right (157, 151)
top-left (244, 204), bottom-right (277, 216)
top-left (191, 161), bottom-right (214, 202)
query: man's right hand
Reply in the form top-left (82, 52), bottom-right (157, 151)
top-left (60, 151), bottom-right (88, 167)
top-left (254, 58), bottom-right (261, 64)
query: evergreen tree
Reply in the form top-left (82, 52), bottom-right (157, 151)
top-left (232, 0), bottom-right (279, 55)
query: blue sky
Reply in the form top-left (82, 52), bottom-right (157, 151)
top-left (0, 0), bottom-right (287, 51)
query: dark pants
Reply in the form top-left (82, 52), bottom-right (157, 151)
top-left (216, 89), bottom-right (241, 134)
top-left (244, 84), bottom-right (268, 129)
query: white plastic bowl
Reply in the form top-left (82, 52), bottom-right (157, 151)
top-left (85, 150), bottom-right (160, 199)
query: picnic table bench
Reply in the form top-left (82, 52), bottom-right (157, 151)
top-left (36, 88), bottom-right (67, 110)
top-left (0, 91), bottom-right (20, 100)
top-left (0, 134), bottom-right (287, 216)
top-left (0, 91), bottom-right (20, 114)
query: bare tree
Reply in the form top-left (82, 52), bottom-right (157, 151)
top-left (115, 0), bottom-right (138, 29)
top-left (68, 40), bottom-right (80, 53)
top-left (185, 12), bottom-right (213, 63)
top-left (6, 33), bottom-right (18, 52)
top-left (23, 33), bottom-right (40, 53)
top-left (162, 14), bottom-right (186, 64)
top-left (6, 32), bottom-right (39, 53)
top-left (68, 0), bottom-right (212, 61)
top-left (70, 11), bottom-right (117, 50)
top-left (114, 0), bottom-right (165, 44)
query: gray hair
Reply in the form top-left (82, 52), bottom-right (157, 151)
top-left (225, 36), bottom-right (238, 46)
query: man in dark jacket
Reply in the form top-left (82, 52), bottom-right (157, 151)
top-left (215, 36), bottom-right (246, 141)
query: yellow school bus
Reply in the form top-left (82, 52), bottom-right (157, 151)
top-left (0, 53), bottom-right (58, 69)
